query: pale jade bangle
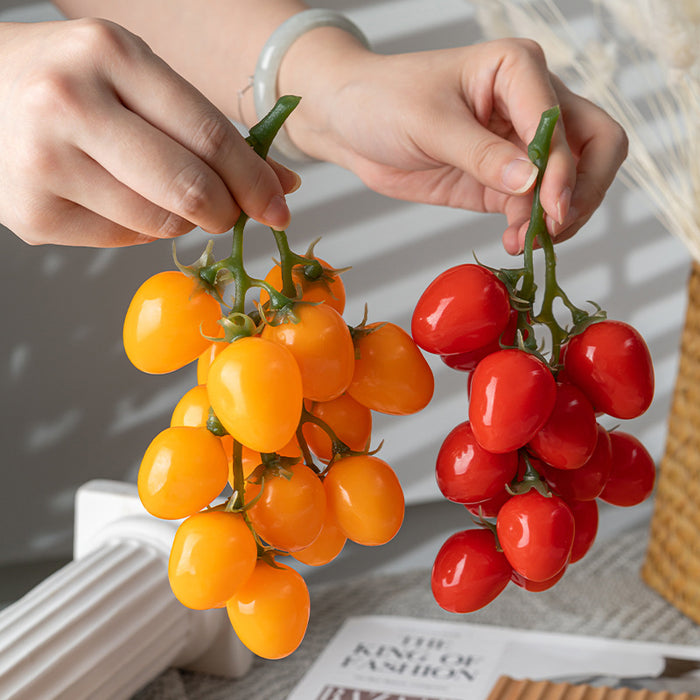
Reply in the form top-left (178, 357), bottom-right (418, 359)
top-left (253, 8), bottom-right (370, 162)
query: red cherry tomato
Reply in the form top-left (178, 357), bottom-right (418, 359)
top-left (412, 264), bottom-right (511, 356)
top-left (563, 320), bottom-right (654, 419)
top-left (496, 489), bottom-right (574, 582)
top-left (566, 498), bottom-right (599, 563)
top-left (464, 489), bottom-right (512, 519)
top-left (528, 382), bottom-right (598, 470)
top-left (510, 565), bottom-right (567, 592)
top-left (599, 431), bottom-right (656, 507)
top-left (431, 528), bottom-right (512, 613)
top-left (538, 424), bottom-right (612, 501)
top-left (440, 309), bottom-right (521, 373)
top-left (435, 421), bottom-right (518, 504)
top-left (469, 349), bottom-right (556, 453)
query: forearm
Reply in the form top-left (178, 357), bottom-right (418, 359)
top-left (52, 0), bottom-right (312, 126)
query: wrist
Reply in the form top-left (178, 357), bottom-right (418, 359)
top-left (258, 11), bottom-right (374, 162)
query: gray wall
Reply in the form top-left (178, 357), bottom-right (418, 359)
top-left (0, 0), bottom-right (690, 569)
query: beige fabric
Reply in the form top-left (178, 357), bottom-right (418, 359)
top-left (135, 522), bottom-right (700, 699)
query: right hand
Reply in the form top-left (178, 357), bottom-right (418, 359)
top-left (0, 18), bottom-right (299, 247)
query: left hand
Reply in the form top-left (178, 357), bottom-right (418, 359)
top-left (280, 36), bottom-right (628, 254)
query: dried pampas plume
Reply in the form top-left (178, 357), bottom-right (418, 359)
top-left (473, 0), bottom-right (700, 262)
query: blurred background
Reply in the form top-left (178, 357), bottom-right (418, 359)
top-left (0, 0), bottom-right (690, 603)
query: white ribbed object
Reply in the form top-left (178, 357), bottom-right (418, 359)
top-left (0, 481), bottom-right (253, 699)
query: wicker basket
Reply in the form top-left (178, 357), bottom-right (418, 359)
top-left (641, 261), bottom-right (700, 624)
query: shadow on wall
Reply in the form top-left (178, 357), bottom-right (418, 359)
top-left (0, 0), bottom-right (692, 573)
top-left (2, 171), bottom-right (689, 568)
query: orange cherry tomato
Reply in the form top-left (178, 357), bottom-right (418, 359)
top-left (123, 271), bottom-right (221, 374)
top-left (137, 426), bottom-right (228, 519)
top-left (224, 437), bottom-right (302, 486)
top-left (207, 336), bottom-right (303, 453)
top-left (170, 384), bottom-right (210, 428)
top-left (168, 511), bottom-right (257, 610)
top-left (196, 339), bottom-right (227, 385)
top-left (227, 559), bottom-right (310, 659)
top-left (348, 322), bottom-right (434, 415)
top-left (246, 462), bottom-right (326, 552)
top-left (324, 454), bottom-right (405, 546)
top-left (260, 257), bottom-right (346, 314)
top-left (291, 480), bottom-right (347, 566)
top-left (302, 394), bottom-right (372, 461)
top-left (262, 303), bottom-right (354, 402)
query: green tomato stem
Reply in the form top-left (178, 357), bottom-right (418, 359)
top-left (519, 106), bottom-right (590, 367)
top-left (246, 95), bottom-right (301, 159)
top-left (198, 96), bottom-right (302, 316)
top-left (228, 438), bottom-right (246, 511)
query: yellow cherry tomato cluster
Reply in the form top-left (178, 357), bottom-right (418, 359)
top-left (122, 98), bottom-right (435, 660)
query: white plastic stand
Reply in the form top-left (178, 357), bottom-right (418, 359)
top-left (0, 480), bottom-right (253, 699)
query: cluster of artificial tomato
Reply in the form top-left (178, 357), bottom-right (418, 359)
top-left (122, 231), bottom-right (434, 658)
top-left (411, 261), bottom-right (656, 613)
top-left (407, 106), bottom-right (654, 615)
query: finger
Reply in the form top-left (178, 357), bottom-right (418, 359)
top-left (100, 46), bottom-right (293, 229)
top-left (489, 42), bottom-right (577, 223)
top-left (268, 158), bottom-right (302, 195)
top-left (420, 103), bottom-right (540, 197)
top-left (22, 198), bottom-right (158, 247)
top-left (72, 98), bottom-right (247, 235)
top-left (554, 86), bottom-right (628, 234)
top-left (50, 148), bottom-right (199, 239)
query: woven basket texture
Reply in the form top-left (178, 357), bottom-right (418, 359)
top-left (642, 261), bottom-right (700, 623)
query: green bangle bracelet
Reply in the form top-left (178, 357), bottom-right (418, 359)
top-left (253, 8), bottom-right (370, 162)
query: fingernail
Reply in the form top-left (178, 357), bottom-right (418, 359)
top-left (503, 158), bottom-right (538, 194)
top-left (262, 194), bottom-right (291, 229)
top-left (287, 171), bottom-right (302, 194)
top-left (565, 205), bottom-right (578, 226)
top-left (556, 187), bottom-right (572, 224)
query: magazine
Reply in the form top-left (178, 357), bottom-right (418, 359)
top-left (287, 615), bottom-right (700, 700)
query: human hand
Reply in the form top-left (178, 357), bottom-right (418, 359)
top-left (280, 36), bottom-right (627, 254)
top-left (0, 19), bottom-right (299, 247)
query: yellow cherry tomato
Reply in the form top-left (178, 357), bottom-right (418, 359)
top-left (170, 384), bottom-right (210, 428)
top-left (207, 336), bottom-right (303, 453)
top-left (227, 559), bottom-right (310, 659)
top-left (302, 393), bottom-right (372, 461)
top-left (168, 511), bottom-right (257, 610)
top-left (262, 303), bottom-right (354, 402)
top-left (324, 455), bottom-right (405, 546)
top-left (291, 480), bottom-right (346, 566)
top-left (246, 463), bottom-right (326, 552)
top-left (196, 337), bottom-right (227, 385)
top-left (123, 271), bottom-right (221, 374)
top-left (137, 426), bottom-right (228, 519)
top-left (225, 437), bottom-right (301, 487)
top-left (348, 322), bottom-right (434, 415)
top-left (260, 257), bottom-right (346, 314)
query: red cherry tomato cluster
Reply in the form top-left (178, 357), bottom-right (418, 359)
top-left (123, 98), bottom-right (434, 659)
top-left (413, 107), bottom-right (656, 614)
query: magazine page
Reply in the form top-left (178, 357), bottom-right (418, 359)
top-left (287, 615), bottom-right (700, 700)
